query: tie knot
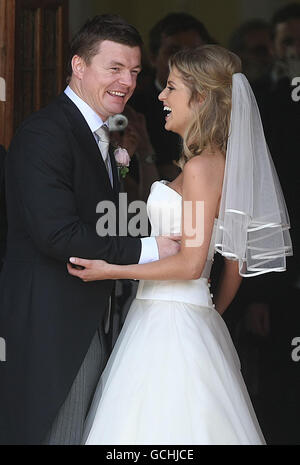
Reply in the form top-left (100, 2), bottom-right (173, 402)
top-left (95, 124), bottom-right (110, 144)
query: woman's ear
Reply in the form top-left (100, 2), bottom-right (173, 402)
top-left (198, 92), bottom-right (206, 104)
top-left (191, 93), bottom-right (205, 109)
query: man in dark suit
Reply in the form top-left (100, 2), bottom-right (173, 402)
top-left (0, 15), bottom-right (179, 445)
top-left (0, 145), bottom-right (6, 271)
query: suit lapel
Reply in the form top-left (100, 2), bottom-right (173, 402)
top-left (58, 93), bottom-right (115, 200)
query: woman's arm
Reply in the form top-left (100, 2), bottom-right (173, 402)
top-left (213, 258), bottom-right (243, 315)
top-left (68, 152), bottom-right (225, 282)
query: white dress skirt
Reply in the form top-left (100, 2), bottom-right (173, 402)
top-left (83, 181), bottom-right (266, 445)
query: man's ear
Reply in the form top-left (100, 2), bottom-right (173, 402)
top-left (71, 55), bottom-right (86, 79)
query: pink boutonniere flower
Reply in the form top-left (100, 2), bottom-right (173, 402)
top-left (114, 147), bottom-right (130, 179)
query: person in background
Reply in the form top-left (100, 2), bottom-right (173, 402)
top-left (110, 105), bottom-right (160, 203)
top-left (271, 2), bottom-right (300, 83)
top-left (229, 19), bottom-right (273, 85)
top-left (130, 12), bottom-right (214, 181)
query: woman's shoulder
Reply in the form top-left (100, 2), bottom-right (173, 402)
top-left (183, 148), bottom-right (225, 179)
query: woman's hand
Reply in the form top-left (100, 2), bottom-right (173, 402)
top-left (67, 257), bottom-right (114, 282)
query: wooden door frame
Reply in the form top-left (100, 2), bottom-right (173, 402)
top-left (0, 0), bottom-right (68, 149)
top-left (0, 0), bottom-right (16, 149)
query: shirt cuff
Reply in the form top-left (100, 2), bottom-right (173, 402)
top-left (139, 237), bottom-right (159, 264)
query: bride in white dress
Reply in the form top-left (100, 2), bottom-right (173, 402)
top-left (68, 45), bottom-right (292, 445)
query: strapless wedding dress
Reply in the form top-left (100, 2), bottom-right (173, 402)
top-left (83, 181), bottom-right (265, 445)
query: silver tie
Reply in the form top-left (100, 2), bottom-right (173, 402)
top-left (94, 125), bottom-right (112, 181)
top-left (95, 124), bottom-right (109, 164)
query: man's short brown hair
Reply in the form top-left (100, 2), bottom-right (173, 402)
top-left (67, 14), bottom-right (143, 78)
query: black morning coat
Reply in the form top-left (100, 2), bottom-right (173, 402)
top-left (0, 93), bottom-right (142, 444)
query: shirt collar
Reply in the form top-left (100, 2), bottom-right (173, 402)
top-left (64, 85), bottom-right (107, 133)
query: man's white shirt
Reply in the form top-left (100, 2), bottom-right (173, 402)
top-left (64, 86), bottom-right (159, 264)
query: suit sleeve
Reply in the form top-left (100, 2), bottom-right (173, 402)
top-left (8, 118), bottom-right (141, 265)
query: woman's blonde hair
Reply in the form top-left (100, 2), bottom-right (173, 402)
top-left (169, 45), bottom-right (242, 169)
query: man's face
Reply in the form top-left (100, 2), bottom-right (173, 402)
top-left (152, 29), bottom-right (206, 88)
top-left (274, 18), bottom-right (300, 59)
top-left (244, 29), bottom-right (273, 65)
top-left (241, 29), bottom-right (273, 81)
top-left (72, 40), bottom-right (141, 121)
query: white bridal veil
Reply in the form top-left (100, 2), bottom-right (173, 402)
top-left (215, 73), bottom-right (293, 277)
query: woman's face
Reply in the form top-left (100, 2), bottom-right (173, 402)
top-left (158, 67), bottom-right (194, 137)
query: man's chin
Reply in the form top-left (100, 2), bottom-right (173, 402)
top-left (108, 102), bottom-right (127, 115)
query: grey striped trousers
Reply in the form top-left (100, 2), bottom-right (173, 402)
top-left (42, 328), bottom-right (109, 445)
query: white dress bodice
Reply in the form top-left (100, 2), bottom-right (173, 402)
top-left (136, 181), bottom-right (217, 307)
